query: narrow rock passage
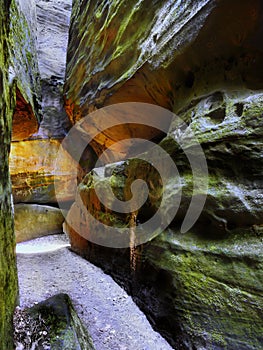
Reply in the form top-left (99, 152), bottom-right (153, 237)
top-left (17, 235), bottom-right (173, 350)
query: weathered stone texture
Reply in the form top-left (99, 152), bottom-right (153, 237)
top-left (14, 204), bottom-right (65, 243)
top-left (64, 0), bottom-right (216, 156)
top-left (12, 88), bottom-right (38, 140)
top-left (64, 0), bottom-right (263, 348)
top-left (33, 0), bottom-right (72, 138)
top-left (10, 0), bottom-right (41, 141)
top-left (0, 1), bottom-right (18, 348)
top-left (64, 0), bottom-right (263, 157)
top-left (10, 139), bottom-right (82, 204)
top-left (27, 293), bottom-right (95, 349)
top-left (36, 0), bottom-right (72, 80)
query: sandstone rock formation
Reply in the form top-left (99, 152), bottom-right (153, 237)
top-left (64, 0), bottom-right (263, 157)
top-left (65, 90), bottom-right (263, 347)
top-left (14, 204), bottom-right (65, 243)
top-left (10, 0), bottom-right (41, 141)
top-left (33, 0), bottom-right (72, 138)
top-left (0, 2), bottom-right (18, 348)
top-left (10, 139), bottom-right (82, 203)
top-left (10, 0), bottom-right (78, 206)
top-left (64, 0), bottom-right (263, 349)
top-left (4, 0), bottom-right (263, 348)
top-left (0, 0), bottom-right (76, 347)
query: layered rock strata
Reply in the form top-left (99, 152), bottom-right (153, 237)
top-left (64, 0), bottom-right (263, 349)
top-left (9, 0), bottom-right (79, 206)
top-left (10, 139), bottom-right (82, 204)
top-left (65, 93), bottom-right (263, 348)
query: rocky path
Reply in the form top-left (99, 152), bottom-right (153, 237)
top-left (16, 235), bottom-right (173, 350)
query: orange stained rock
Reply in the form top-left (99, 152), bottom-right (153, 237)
top-left (64, 0), bottom-right (263, 158)
top-left (10, 139), bottom-right (83, 203)
top-left (12, 89), bottom-right (39, 141)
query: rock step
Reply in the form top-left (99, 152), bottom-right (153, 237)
top-left (14, 204), bottom-right (65, 243)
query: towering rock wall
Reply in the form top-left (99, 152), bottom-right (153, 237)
top-left (9, 0), bottom-right (41, 141)
top-left (64, 0), bottom-right (263, 349)
top-left (64, 0), bottom-right (263, 157)
top-left (9, 0), bottom-right (84, 208)
top-left (34, 0), bottom-right (72, 138)
top-left (0, 1), bottom-right (18, 348)
top-left (64, 0), bottom-right (216, 157)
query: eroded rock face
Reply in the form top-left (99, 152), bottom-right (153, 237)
top-left (0, 1), bottom-right (18, 348)
top-left (33, 0), bottom-right (72, 138)
top-left (64, 0), bottom-right (263, 348)
top-left (9, 0), bottom-right (75, 210)
top-left (143, 230), bottom-right (263, 350)
top-left (12, 88), bottom-right (39, 140)
top-left (10, 0), bottom-right (41, 141)
top-left (36, 0), bottom-right (72, 80)
top-left (66, 91), bottom-right (263, 350)
top-left (10, 139), bottom-right (82, 203)
top-left (14, 204), bottom-right (65, 243)
top-left (64, 0), bottom-right (215, 156)
top-left (64, 0), bottom-right (263, 157)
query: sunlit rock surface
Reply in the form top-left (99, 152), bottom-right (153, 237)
top-left (0, 1), bottom-right (18, 347)
top-left (65, 0), bottom-right (263, 348)
top-left (33, 0), bottom-right (72, 138)
top-left (15, 204), bottom-right (65, 243)
top-left (10, 139), bottom-right (82, 203)
top-left (10, 0), bottom-right (41, 141)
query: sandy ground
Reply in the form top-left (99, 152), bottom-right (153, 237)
top-left (16, 234), bottom-right (173, 350)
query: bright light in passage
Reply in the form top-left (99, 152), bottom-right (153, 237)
top-left (16, 234), bottom-right (70, 254)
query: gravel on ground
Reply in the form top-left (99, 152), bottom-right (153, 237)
top-left (16, 234), bottom-right (173, 350)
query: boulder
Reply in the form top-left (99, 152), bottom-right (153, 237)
top-left (14, 204), bottom-right (65, 243)
top-left (27, 293), bottom-right (95, 350)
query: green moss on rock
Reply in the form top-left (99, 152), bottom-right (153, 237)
top-left (144, 230), bottom-right (263, 349)
top-left (27, 293), bottom-right (95, 350)
top-left (9, 0), bottom-right (41, 122)
top-left (0, 1), bottom-right (19, 349)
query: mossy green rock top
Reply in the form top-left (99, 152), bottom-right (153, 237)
top-left (28, 293), bottom-right (95, 350)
